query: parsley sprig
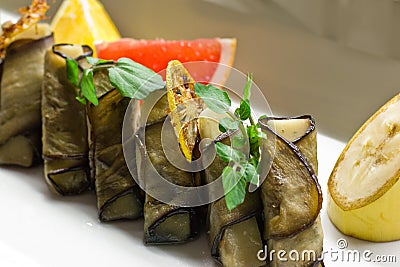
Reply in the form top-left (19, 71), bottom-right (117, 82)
top-left (66, 57), bottom-right (165, 105)
top-left (195, 75), bottom-right (266, 211)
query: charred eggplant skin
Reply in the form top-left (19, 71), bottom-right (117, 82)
top-left (131, 93), bottom-right (200, 245)
top-left (260, 116), bottom-right (324, 267)
top-left (140, 119), bottom-right (200, 245)
top-left (0, 30), bottom-right (54, 167)
top-left (41, 44), bottom-right (93, 195)
top-left (143, 196), bottom-right (199, 245)
top-left (259, 116), bottom-right (322, 240)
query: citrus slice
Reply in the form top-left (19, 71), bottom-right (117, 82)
top-left (95, 38), bottom-right (236, 84)
top-left (328, 93), bottom-right (400, 241)
top-left (166, 60), bottom-right (205, 161)
top-left (51, 0), bottom-right (120, 55)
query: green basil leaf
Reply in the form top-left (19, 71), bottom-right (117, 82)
top-left (232, 134), bottom-right (245, 148)
top-left (248, 157), bottom-right (259, 168)
top-left (243, 73), bottom-right (253, 100)
top-left (222, 166), bottom-right (246, 211)
top-left (75, 96), bottom-right (86, 105)
top-left (81, 69), bottom-right (98, 106)
top-left (108, 58), bottom-right (165, 100)
top-left (219, 117), bottom-right (239, 133)
top-left (242, 162), bottom-right (259, 185)
top-left (194, 83), bottom-right (231, 114)
top-left (247, 125), bottom-right (261, 161)
top-left (215, 142), bottom-right (246, 163)
top-left (86, 57), bottom-right (114, 66)
top-left (219, 124), bottom-right (227, 133)
top-left (66, 58), bottom-right (79, 88)
top-left (235, 99), bottom-right (251, 121)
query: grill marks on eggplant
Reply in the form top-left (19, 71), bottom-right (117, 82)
top-left (259, 116), bottom-right (324, 267)
top-left (42, 44), bottom-right (91, 195)
top-left (0, 24), bottom-right (53, 167)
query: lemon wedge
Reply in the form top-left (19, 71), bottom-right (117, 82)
top-left (328, 93), bottom-right (400, 241)
top-left (51, 0), bottom-right (120, 55)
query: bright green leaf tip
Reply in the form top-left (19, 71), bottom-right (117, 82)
top-left (194, 83), bottom-right (231, 114)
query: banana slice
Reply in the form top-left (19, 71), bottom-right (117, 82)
top-left (328, 93), bottom-right (400, 241)
top-left (165, 60), bottom-right (205, 161)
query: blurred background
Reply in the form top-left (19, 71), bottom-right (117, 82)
top-left (2, 0), bottom-right (400, 141)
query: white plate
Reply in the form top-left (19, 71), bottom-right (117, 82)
top-left (1, 135), bottom-right (399, 267)
top-left (1, 1), bottom-right (400, 266)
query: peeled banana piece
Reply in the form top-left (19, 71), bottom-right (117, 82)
top-left (328, 93), bottom-right (400, 242)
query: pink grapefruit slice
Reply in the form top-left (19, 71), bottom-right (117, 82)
top-left (95, 38), bottom-right (236, 84)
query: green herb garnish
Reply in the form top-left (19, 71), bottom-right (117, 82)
top-left (80, 69), bottom-right (97, 105)
top-left (194, 83), bottom-right (231, 114)
top-left (222, 166), bottom-right (246, 211)
top-left (219, 117), bottom-right (239, 133)
top-left (66, 57), bottom-right (265, 211)
top-left (66, 57), bottom-right (165, 105)
top-left (215, 142), bottom-right (246, 163)
top-left (235, 99), bottom-right (251, 121)
top-left (193, 74), bottom-right (266, 211)
top-left (66, 58), bottom-right (79, 88)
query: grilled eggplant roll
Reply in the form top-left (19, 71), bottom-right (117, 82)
top-left (259, 116), bottom-right (323, 267)
top-left (136, 61), bottom-right (203, 245)
top-left (88, 77), bottom-right (143, 222)
top-left (199, 126), bottom-right (264, 267)
top-left (134, 93), bottom-right (200, 245)
top-left (41, 44), bottom-right (92, 195)
top-left (0, 23), bottom-right (53, 167)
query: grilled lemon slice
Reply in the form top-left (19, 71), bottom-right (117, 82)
top-left (166, 60), bottom-right (205, 161)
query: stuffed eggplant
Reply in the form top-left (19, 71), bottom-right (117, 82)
top-left (259, 116), bottom-right (323, 267)
top-left (88, 76), bottom-right (143, 222)
top-left (135, 61), bottom-right (204, 245)
top-left (142, 119), bottom-right (200, 244)
top-left (41, 44), bottom-right (92, 195)
top-left (133, 91), bottom-right (200, 245)
top-left (199, 128), bottom-right (265, 267)
top-left (0, 23), bottom-right (53, 167)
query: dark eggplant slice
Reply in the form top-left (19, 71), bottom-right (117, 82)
top-left (259, 116), bottom-right (323, 267)
top-left (129, 92), bottom-right (200, 244)
top-left (41, 44), bottom-right (92, 195)
top-left (259, 116), bottom-right (322, 239)
top-left (203, 134), bottom-right (264, 267)
top-left (144, 194), bottom-right (197, 244)
top-left (140, 116), bottom-right (200, 244)
top-left (0, 23), bottom-right (53, 167)
top-left (88, 85), bottom-right (143, 222)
